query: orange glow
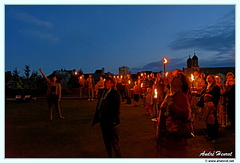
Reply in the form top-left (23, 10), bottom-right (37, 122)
top-left (154, 89), bottom-right (158, 98)
top-left (191, 74), bottom-right (194, 81)
top-left (165, 72), bottom-right (168, 77)
top-left (163, 58), bottom-right (168, 64)
top-left (141, 83), bottom-right (143, 88)
top-left (128, 80), bottom-right (131, 84)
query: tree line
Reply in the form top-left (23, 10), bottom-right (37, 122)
top-left (5, 65), bottom-right (46, 96)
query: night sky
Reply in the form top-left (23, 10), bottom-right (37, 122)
top-left (4, 4), bottom-right (235, 76)
top-left (1, 1), bottom-right (239, 162)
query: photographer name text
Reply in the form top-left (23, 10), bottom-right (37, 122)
top-left (199, 151), bottom-right (233, 157)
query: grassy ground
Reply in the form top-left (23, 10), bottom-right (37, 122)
top-left (5, 98), bottom-right (235, 158)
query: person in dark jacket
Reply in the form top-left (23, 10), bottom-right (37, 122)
top-left (225, 76), bottom-right (235, 129)
top-left (201, 75), bottom-right (220, 142)
top-left (92, 77), bottom-right (122, 158)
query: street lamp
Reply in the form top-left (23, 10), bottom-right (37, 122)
top-left (163, 58), bottom-right (168, 78)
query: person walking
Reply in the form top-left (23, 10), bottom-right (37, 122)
top-left (92, 77), bottom-right (122, 158)
top-left (39, 68), bottom-right (65, 120)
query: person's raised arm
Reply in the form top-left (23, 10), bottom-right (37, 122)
top-left (39, 68), bottom-right (51, 84)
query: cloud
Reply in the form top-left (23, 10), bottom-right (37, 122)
top-left (168, 9), bottom-right (235, 60)
top-left (200, 59), bottom-right (235, 68)
top-left (19, 29), bottom-right (59, 42)
top-left (131, 10), bottom-right (235, 74)
top-left (131, 57), bottom-right (187, 73)
top-left (10, 9), bottom-right (53, 28)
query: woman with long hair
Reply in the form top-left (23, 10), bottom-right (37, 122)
top-left (157, 72), bottom-right (192, 158)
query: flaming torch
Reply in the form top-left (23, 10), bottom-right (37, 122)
top-left (191, 73), bottom-right (194, 82)
top-left (191, 73), bottom-right (196, 94)
top-left (163, 58), bottom-right (168, 78)
top-left (154, 89), bottom-right (158, 99)
top-left (165, 72), bottom-right (168, 78)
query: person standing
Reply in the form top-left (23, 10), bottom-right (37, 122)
top-left (201, 75), bottom-right (220, 142)
top-left (225, 75), bottom-right (235, 129)
top-left (145, 88), bottom-right (153, 118)
top-left (78, 74), bottom-right (86, 99)
top-left (133, 81), bottom-right (140, 107)
top-left (87, 74), bottom-right (95, 101)
top-left (123, 74), bottom-right (132, 104)
top-left (95, 76), bottom-right (105, 98)
top-left (191, 71), bottom-right (206, 121)
top-left (116, 76), bottom-right (126, 102)
top-left (152, 73), bottom-right (165, 121)
top-left (215, 76), bottom-right (227, 127)
top-left (92, 77), bottom-right (122, 158)
top-left (39, 69), bottom-right (64, 120)
top-left (157, 72), bottom-right (192, 158)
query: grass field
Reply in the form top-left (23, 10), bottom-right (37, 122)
top-left (5, 99), bottom-right (158, 158)
top-left (5, 98), bottom-right (235, 158)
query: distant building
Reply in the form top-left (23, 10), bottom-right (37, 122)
top-left (119, 66), bottom-right (130, 75)
top-left (93, 67), bottom-right (104, 75)
top-left (49, 69), bottom-right (74, 83)
top-left (184, 53), bottom-right (200, 74)
top-left (183, 53), bottom-right (235, 77)
top-left (48, 69), bottom-right (77, 88)
top-left (92, 67), bottom-right (105, 81)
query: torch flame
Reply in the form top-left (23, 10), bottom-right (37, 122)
top-left (165, 72), bottom-right (168, 77)
top-left (154, 89), bottom-right (158, 98)
top-left (128, 80), bottom-right (130, 84)
top-left (164, 58), bottom-right (168, 64)
top-left (191, 74), bottom-right (194, 81)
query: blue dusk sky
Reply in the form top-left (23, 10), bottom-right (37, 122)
top-left (5, 4), bottom-right (235, 75)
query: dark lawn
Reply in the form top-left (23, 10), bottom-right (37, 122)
top-left (5, 99), bottom-right (157, 158)
top-left (5, 99), bottom-right (235, 158)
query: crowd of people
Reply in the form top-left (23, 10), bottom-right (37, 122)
top-left (39, 68), bottom-right (235, 158)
